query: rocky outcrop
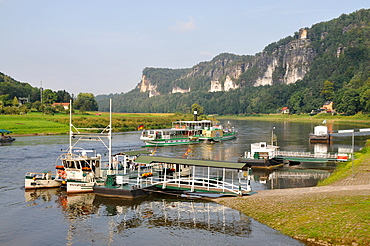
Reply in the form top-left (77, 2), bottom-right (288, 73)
top-left (209, 76), bottom-right (240, 92)
top-left (255, 30), bottom-right (316, 86)
top-left (172, 86), bottom-right (190, 94)
top-left (138, 75), bottom-right (160, 97)
top-left (137, 28), bottom-right (317, 96)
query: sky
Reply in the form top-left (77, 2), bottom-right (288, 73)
top-left (1, 0), bottom-right (369, 96)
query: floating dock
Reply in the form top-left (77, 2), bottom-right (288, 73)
top-left (94, 156), bottom-right (253, 198)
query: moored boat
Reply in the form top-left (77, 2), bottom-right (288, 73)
top-left (24, 171), bottom-right (62, 189)
top-left (57, 149), bottom-right (105, 193)
top-left (0, 129), bottom-right (15, 143)
top-left (238, 142), bottom-right (283, 168)
top-left (93, 174), bottom-right (151, 198)
top-left (140, 119), bottom-right (237, 147)
top-left (140, 128), bottom-right (201, 147)
top-left (309, 125), bottom-right (330, 143)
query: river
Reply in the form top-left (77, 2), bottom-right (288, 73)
top-left (0, 119), bottom-right (369, 245)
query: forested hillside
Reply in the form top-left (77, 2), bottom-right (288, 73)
top-left (97, 9), bottom-right (370, 115)
top-left (0, 73), bottom-right (97, 114)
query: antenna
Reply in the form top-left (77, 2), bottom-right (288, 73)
top-left (40, 81), bottom-right (43, 104)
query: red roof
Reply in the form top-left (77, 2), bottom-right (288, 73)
top-left (281, 107), bottom-right (289, 110)
top-left (52, 103), bottom-right (70, 106)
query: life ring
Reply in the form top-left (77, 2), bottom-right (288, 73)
top-left (58, 169), bottom-right (67, 179)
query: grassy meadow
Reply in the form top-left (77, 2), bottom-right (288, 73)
top-left (218, 112), bottom-right (370, 123)
top-left (2, 111), bottom-right (370, 135)
top-left (0, 112), bottom-right (186, 135)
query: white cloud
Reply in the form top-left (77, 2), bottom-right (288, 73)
top-left (170, 16), bottom-right (196, 32)
top-left (199, 50), bottom-right (214, 57)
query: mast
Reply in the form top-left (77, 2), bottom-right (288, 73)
top-left (69, 99), bottom-right (73, 154)
top-left (108, 98), bottom-right (112, 169)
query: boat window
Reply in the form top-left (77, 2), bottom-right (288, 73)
top-left (75, 161), bottom-right (81, 169)
top-left (80, 160), bottom-right (88, 168)
top-left (67, 161), bottom-right (75, 168)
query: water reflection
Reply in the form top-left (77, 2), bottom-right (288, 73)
top-left (94, 195), bottom-right (252, 237)
top-left (26, 189), bottom-right (286, 245)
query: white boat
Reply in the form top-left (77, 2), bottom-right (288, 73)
top-left (140, 118), bottom-right (237, 147)
top-left (309, 125), bottom-right (330, 142)
top-left (57, 149), bottom-right (105, 193)
top-left (57, 100), bottom-right (113, 194)
top-left (24, 171), bottom-right (62, 190)
top-left (140, 128), bottom-right (202, 147)
top-left (238, 142), bottom-right (282, 167)
top-left (24, 99), bottom-right (113, 193)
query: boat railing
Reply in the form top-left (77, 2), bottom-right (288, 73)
top-left (275, 151), bottom-right (338, 159)
top-left (116, 170), bottom-right (251, 196)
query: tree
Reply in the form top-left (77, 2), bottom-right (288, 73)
top-left (12, 96), bottom-right (19, 107)
top-left (320, 80), bottom-right (334, 101)
top-left (42, 89), bottom-right (58, 105)
top-left (56, 90), bottom-right (72, 103)
top-left (74, 93), bottom-right (98, 111)
top-left (335, 88), bottom-right (360, 115)
top-left (191, 103), bottom-right (204, 116)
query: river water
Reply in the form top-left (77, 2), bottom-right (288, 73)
top-left (0, 119), bottom-right (369, 245)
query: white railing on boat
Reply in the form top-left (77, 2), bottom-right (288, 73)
top-left (275, 151), bottom-right (338, 159)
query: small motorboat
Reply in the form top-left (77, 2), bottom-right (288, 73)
top-left (0, 129), bottom-right (15, 143)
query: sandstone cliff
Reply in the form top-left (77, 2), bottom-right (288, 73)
top-left (136, 28), bottom-right (317, 96)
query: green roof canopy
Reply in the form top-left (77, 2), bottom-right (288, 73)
top-left (114, 150), bottom-right (152, 156)
top-left (0, 129), bottom-right (12, 133)
top-left (135, 155), bottom-right (248, 170)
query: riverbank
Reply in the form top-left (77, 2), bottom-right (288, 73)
top-left (216, 141), bottom-right (370, 246)
top-left (3, 112), bottom-right (370, 136)
top-left (218, 112), bottom-right (370, 124)
top-left (0, 112), bottom-right (179, 135)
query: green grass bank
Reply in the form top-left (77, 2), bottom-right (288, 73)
top-left (3, 112), bottom-right (370, 136)
top-left (0, 112), bottom-right (185, 135)
top-left (218, 112), bottom-right (370, 124)
top-left (217, 140), bottom-right (370, 246)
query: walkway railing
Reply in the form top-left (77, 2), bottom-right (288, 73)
top-left (275, 151), bottom-right (338, 159)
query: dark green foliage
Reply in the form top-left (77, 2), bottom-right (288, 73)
top-left (74, 93), bottom-right (98, 111)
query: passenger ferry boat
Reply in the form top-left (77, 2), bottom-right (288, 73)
top-left (140, 119), bottom-right (237, 147)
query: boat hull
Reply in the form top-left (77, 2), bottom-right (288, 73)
top-left (0, 137), bottom-right (15, 143)
top-left (142, 139), bottom-right (200, 147)
top-left (25, 173), bottom-right (62, 189)
top-left (66, 181), bottom-right (94, 193)
top-left (309, 133), bottom-right (330, 143)
top-left (199, 132), bottom-right (237, 142)
top-left (237, 157), bottom-right (283, 168)
top-left (93, 185), bottom-right (150, 198)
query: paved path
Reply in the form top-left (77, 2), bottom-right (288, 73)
top-left (239, 157), bottom-right (370, 198)
top-left (330, 157), bottom-right (370, 186)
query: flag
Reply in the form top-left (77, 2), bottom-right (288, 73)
top-left (138, 124), bottom-right (144, 130)
top-left (322, 119), bottom-right (327, 124)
